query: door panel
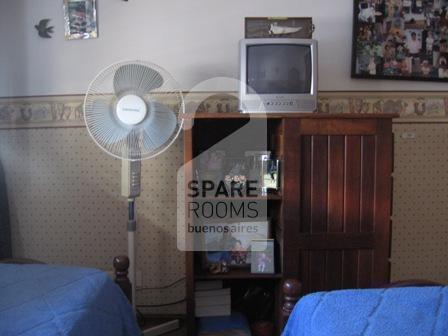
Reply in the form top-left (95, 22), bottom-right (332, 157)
top-left (289, 119), bottom-right (392, 294)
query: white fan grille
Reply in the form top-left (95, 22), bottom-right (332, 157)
top-left (84, 60), bottom-right (184, 161)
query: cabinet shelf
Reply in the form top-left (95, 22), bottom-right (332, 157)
top-left (195, 268), bottom-right (283, 280)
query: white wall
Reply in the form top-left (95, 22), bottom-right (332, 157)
top-left (0, 0), bottom-right (447, 97)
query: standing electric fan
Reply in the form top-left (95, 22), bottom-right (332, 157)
top-left (84, 61), bottom-right (184, 311)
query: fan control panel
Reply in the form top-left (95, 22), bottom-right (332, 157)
top-left (122, 160), bottom-right (141, 198)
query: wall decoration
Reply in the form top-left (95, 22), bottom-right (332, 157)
top-left (63, 0), bottom-right (98, 40)
top-left (0, 95), bottom-right (85, 129)
top-left (245, 17), bottom-right (314, 39)
top-left (0, 92), bottom-right (447, 130)
top-left (352, 0), bottom-right (448, 82)
top-left (35, 19), bottom-right (54, 39)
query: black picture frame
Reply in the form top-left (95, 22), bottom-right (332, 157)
top-left (351, 0), bottom-right (448, 82)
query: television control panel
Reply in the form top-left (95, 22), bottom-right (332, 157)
top-left (240, 98), bottom-right (317, 113)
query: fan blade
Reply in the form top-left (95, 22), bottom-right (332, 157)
top-left (86, 100), bottom-right (129, 148)
top-left (140, 102), bottom-right (177, 152)
top-left (113, 63), bottom-right (164, 96)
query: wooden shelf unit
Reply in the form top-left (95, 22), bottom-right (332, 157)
top-left (183, 113), bottom-right (396, 336)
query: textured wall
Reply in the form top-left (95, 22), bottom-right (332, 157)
top-left (0, 127), bottom-right (186, 311)
top-left (391, 123), bottom-right (448, 284)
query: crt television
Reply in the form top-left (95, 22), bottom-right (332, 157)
top-left (239, 38), bottom-right (318, 113)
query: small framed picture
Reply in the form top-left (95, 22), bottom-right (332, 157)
top-left (251, 239), bottom-right (275, 274)
top-left (63, 0), bottom-right (98, 40)
top-left (245, 17), bottom-right (314, 39)
top-left (202, 221), bottom-right (271, 269)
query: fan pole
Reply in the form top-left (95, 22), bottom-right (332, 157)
top-left (128, 198), bottom-right (137, 310)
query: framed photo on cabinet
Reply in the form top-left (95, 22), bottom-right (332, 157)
top-left (202, 221), bottom-right (271, 270)
top-left (250, 239), bottom-right (275, 274)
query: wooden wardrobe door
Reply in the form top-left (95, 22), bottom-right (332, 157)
top-left (283, 118), bottom-right (393, 294)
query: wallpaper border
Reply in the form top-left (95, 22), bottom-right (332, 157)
top-left (0, 91), bottom-right (447, 129)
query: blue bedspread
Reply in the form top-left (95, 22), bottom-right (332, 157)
top-left (0, 264), bottom-right (140, 336)
top-left (283, 287), bottom-right (448, 336)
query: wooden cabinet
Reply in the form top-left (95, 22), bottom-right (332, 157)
top-left (184, 113), bottom-right (395, 335)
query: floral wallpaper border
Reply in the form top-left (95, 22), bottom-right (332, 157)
top-left (0, 91), bottom-right (447, 129)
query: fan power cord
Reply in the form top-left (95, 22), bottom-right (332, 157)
top-left (135, 277), bottom-right (186, 308)
top-left (136, 277), bottom-right (186, 291)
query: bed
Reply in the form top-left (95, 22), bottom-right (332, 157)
top-left (282, 285), bottom-right (448, 336)
top-left (0, 262), bottom-right (140, 336)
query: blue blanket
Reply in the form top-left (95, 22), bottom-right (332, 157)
top-left (283, 287), bottom-right (448, 336)
top-left (0, 264), bottom-right (140, 336)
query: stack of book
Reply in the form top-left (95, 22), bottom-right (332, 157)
top-left (195, 281), bottom-right (231, 317)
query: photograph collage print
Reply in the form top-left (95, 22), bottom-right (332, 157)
top-left (353, 0), bottom-right (448, 81)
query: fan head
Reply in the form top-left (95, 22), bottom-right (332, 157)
top-left (84, 60), bottom-right (184, 161)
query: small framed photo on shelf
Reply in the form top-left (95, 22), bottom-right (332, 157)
top-left (251, 239), bottom-right (275, 274)
top-left (202, 221), bottom-right (271, 272)
top-left (63, 0), bottom-right (98, 40)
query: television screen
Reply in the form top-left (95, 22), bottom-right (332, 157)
top-left (246, 44), bottom-right (312, 94)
